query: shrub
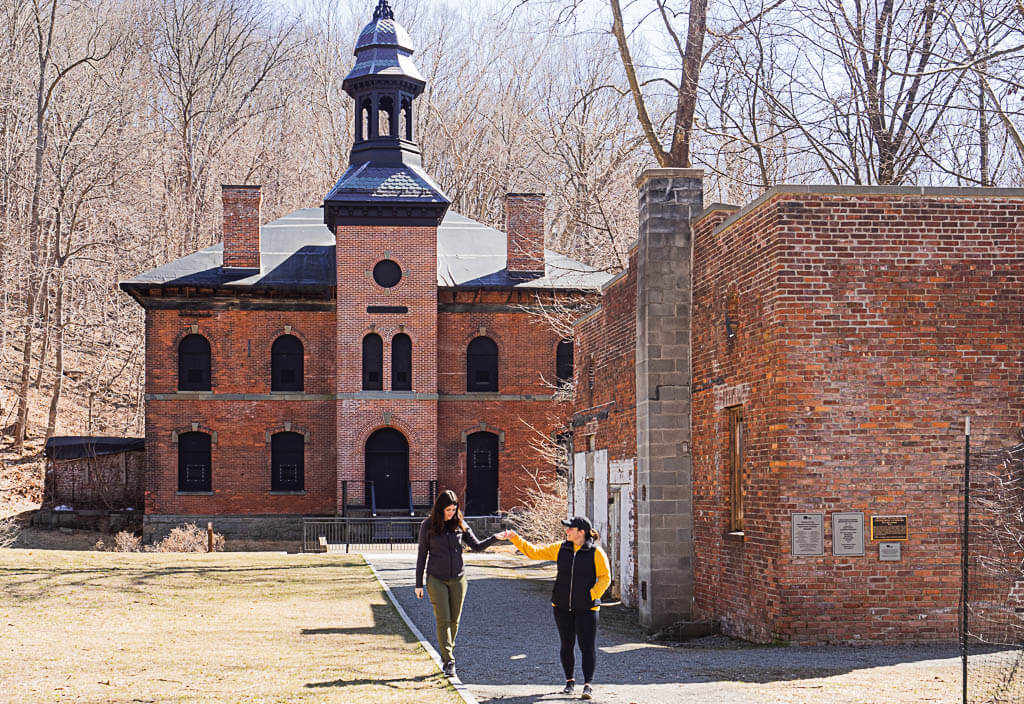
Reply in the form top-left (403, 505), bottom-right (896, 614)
top-left (146, 522), bottom-right (225, 553)
top-left (507, 468), bottom-right (567, 544)
top-left (95, 531), bottom-right (142, 552)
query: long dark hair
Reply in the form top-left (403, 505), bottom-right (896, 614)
top-left (429, 489), bottom-right (466, 535)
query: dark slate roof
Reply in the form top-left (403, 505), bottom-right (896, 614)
top-left (120, 209), bottom-right (335, 292)
top-left (120, 208), bottom-right (612, 293)
top-left (346, 10), bottom-right (423, 83)
top-left (45, 436), bottom-right (145, 460)
top-left (323, 162), bottom-right (447, 204)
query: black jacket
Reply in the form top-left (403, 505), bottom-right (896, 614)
top-left (415, 518), bottom-right (497, 588)
top-left (551, 539), bottom-right (600, 611)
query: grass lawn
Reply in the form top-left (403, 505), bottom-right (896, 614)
top-left (0, 550), bottom-right (463, 703)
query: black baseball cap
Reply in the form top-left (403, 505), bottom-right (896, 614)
top-left (561, 516), bottom-right (593, 533)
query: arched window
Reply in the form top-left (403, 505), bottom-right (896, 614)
top-left (271, 432), bottom-right (304, 492)
top-left (271, 335), bottom-right (303, 392)
top-left (178, 431), bottom-right (211, 492)
top-left (556, 339), bottom-right (574, 386)
top-left (400, 98), bottom-right (412, 140)
top-left (178, 334), bottom-right (211, 391)
top-left (360, 98), bottom-right (372, 141)
top-left (391, 333), bottom-right (412, 391)
top-left (362, 333), bottom-right (383, 390)
top-left (378, 96), bottom-right (394, 137)
top-left (466, 336), bottom-right (498, 392)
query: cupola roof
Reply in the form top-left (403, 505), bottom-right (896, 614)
top-left (345, 1), bottom-right (424, 86)
top-left (323, 0), bottom-right (449, 229)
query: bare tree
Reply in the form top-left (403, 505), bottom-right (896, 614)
top-left (945, 0), bottom-right (1024, 182)
top-left (722, 0), bottom-right (1023, 186)
top-left (150, 0), bottom-right (299, 252)
top-left (11, 0), bottom-right (119, 453)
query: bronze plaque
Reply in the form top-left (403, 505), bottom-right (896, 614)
top-left (871, 515), bottom-right (908, 541)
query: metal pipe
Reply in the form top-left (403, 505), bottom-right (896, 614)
top-left (961, 415), bottom-right (970, 704)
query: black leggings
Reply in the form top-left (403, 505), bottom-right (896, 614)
top-left (552, 606), bottom-right (599, 683)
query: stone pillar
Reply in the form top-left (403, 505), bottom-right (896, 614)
top-left (635, 168), bottom-right (702, 629)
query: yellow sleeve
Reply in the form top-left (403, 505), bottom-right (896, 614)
top-left (509, 533), bottom-right (561, 562)
top-left (590, 546), bottom-right (611, 602)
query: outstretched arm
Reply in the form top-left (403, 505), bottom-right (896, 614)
top-left (505, 531), bottom-right (561, 562)
top-left (462, 525), bottom-right (498, 552)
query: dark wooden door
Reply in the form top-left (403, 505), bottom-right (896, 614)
top-left (365, 428), bottom-right (409, 510)
top-left (465, 431), bottom-right (499, 515)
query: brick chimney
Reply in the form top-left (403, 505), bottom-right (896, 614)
top-left (221, 185), bottom-right (262, 271)
top-left (504, 193), bottom-right (545, 275)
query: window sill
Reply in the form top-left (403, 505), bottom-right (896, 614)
top-left (176, 491), bottom-right (213, 496)
top-left (270, 490), bottom-right (306, 496)
top-left (724, 531), bottom-right (745, 543)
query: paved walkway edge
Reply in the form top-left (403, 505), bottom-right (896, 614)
top-left (365, 556), bottom-right (480, 704)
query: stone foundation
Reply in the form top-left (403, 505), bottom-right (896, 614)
top-left (143, 513), bottom-right (307, 543)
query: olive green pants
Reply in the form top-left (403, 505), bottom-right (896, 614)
top-left (425, 574), bottom-right (467, 664)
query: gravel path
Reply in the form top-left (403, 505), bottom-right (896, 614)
top-left (366, 552), bottom-right (969, 704)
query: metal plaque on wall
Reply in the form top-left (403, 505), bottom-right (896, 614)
top-left (879, 542), bottom-right (902, 561)
top-left (832, 512), bottom-right (865, 556)
top-left (791, 513), bottom-right (824, 556)
top-left (871, 515), bottom-right (908, 541)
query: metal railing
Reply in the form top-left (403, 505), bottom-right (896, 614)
top-left (339, 480), bottom-right (437, 516)
top-left (302, 515), bottom-right (508, 553)
top-left (304, 517), bottom-right (422, 553)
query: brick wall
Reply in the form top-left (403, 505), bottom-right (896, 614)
top-left (335, 224), bottom-right (439, 507)
top-left (145, 307), bottom-right (336, 516)
top-left (438, 288), bottom-right (574, 508)
top-left (44, 451), bottom-right (145, 510)
top-left (572, 253), bottom-right (637, 462)
top-left (691, 201), bottom-right (780, 642)
top-left (691, 189), bottom-right (1024, 644)
top-left (570, 253), bottom-right (638, 598)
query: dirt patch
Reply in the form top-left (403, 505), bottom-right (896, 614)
top-left (0, 442), bottom-right (45, 517)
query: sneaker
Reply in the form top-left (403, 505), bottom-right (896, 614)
top-left (580, 683), bottom-right (593, 700)
top-left (442, 661), bottom-right (456, 678)
top-left (561, 680), bottom-right (575, 695)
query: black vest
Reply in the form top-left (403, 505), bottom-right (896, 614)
top-left (551, 539), bottom-right (599, 611)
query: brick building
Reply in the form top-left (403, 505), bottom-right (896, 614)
top-left (572, 170), bottom-right (1024, 643)
top-left (120, 1), bottom-right (608, 541)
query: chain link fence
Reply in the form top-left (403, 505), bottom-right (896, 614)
top-left (964, 435), bottom-right (1024, 704)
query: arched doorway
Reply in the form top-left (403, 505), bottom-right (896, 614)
top-left (365, 428), bottom-right (409, 510)
top-left (465, 431), bottom-right (499, 515)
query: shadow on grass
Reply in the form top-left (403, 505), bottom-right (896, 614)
top-left (305, 672), bottom-right (442, 689)
top-left (302, 602), bottom-right (419, 643)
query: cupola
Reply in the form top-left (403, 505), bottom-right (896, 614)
top-left (323, 0), bottom-right (449, 229)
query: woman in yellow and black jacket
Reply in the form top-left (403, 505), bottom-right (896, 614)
top-left (501, 516), bottom-right (610, 701)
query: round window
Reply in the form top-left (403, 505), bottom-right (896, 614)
top-left (372, 259), bottom-right (402, 288)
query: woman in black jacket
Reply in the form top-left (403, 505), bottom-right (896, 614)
top-left (415, 490), bottom-right (500, 678)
